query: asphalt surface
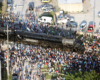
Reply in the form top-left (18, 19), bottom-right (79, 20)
top-left (5, 0), bottom-right (100, 34)
top-left (69, 0), bottom-right (100, 33)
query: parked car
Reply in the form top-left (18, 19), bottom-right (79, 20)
top-left (58, 15), bottom-right (63, 19)
top-left (87, 25), bottom-right (95, 32)
top-left (64, 15), bottom-right (70, 20)
top-left (66, 22), bottom-right (77, 28)
top-left (12, 73), bottom-right (18, 80)
top-left (48, 5), bottom-right (53, 8)
top-left (79, 22), bottom-right (87, 30)
top-left (7, 0), bottom-right (13, 7)
top-left (48, 8), bottom-right (53, 12)
top-left (43, 8), bottom-right (53, 12)
top-left (98, 12), bottom-right (100, 17)
top-left (41, 4), bottom-right (53, 9)
top-left (43, 9), bottom-right (48, 12)
top-left (70, 17), bottom-right (74, 22)
top-left (29, 2), bottom-right (34, 10)
top-left (57, 19), bottom-right (67, 24)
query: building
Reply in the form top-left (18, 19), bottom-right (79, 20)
top-left (58, 0), bottom-right (83, 12)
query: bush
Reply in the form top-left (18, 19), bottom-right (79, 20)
top-left (63, 10), bottom-right (68, 14)
top-left (65, 70), bottom-right (100, 80)
top-left (54, 7), bottom-right (60, 12)
top-left (0, 2), bottom-right (2, 14)
top-left (88, 37), bottom-right (93, 42)
top-left (50, 11), bottom-right (55, 24)
top-left (77, 34), bottom-right (83, 40)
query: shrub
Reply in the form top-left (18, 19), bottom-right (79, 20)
top-left (0, 2), bottom-right (2, 14)
top-left (88, 37), bottom-right (93, 42)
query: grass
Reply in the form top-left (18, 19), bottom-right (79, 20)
top-left (41, 65), bottom-right (48, 72)
top-left (46, 73), bottom-right (58, 79)
top-left (9, 74), bottom-right (12, 80)
top-left (41, 64), bottom-right (82, 79)
top-left (41, 63), bottom-right (100, 80)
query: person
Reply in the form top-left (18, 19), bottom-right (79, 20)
top-left (30, 71), bottom-right (31, 75)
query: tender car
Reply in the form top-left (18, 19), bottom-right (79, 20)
top-left (12, 73), bottom-right (18, 80)
top-left (87, 25), bottom-right (95, 32)
top-left (79, 22), bottom-right (87, 30)
top-left (29, 2), bottom-right (34, 10)
top-left (66, 22), bottom-right (77, 28)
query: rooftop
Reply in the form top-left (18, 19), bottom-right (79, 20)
top-left (58, 0), bottom-right (82, 4)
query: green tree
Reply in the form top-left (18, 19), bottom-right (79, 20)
top-left (65, 70), bottom-right (100, 80)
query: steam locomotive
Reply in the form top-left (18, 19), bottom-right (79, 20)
top-left (0, 30), bottom-right (85, 53)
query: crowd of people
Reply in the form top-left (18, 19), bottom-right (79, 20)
top-left (1, 8), bottom-right (75, 39)
top-left (0, 40), bottom-right (99, 80)
top-left (2, 19), bottom-right (75, 39)
top-left (1, 5), bottom-right (100, 80)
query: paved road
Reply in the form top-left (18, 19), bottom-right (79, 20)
top-left (69, 0), bottom-right (100, 33)
top-left (12, 0), bottom-right (43, 21)
top-left (10, 0), bottom-right (100, 34)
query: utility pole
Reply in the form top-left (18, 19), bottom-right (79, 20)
top-left (4, 25), bottom-right (11, 80)
top-left (7, 25), bottom-right (9, 80)
top-left (93, 0), bottom-right (95, 37)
